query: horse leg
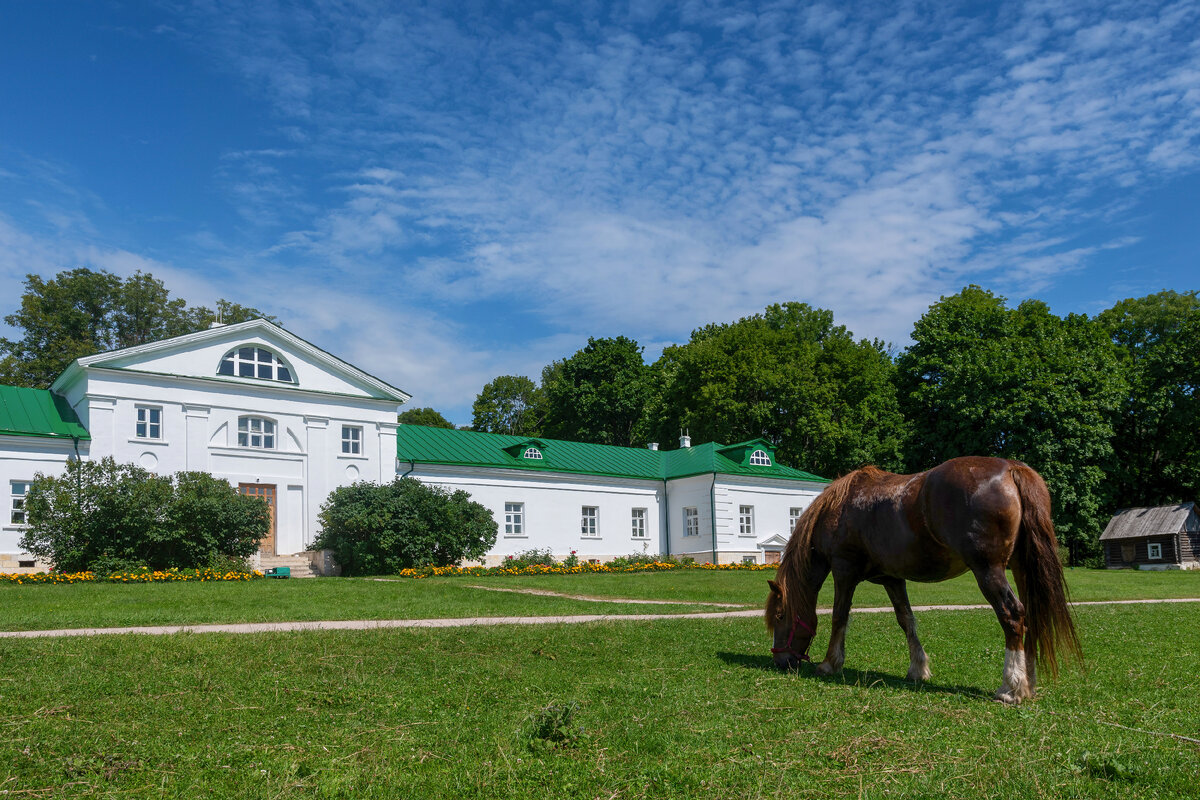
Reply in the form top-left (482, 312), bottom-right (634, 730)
top-left (815, 566), bottom-right (859, 677)
top-left (881, 577), bottom-right (930, 682)
top-left (973, 565), bottom-right (1031, 704)
top-left (1009, 560), bottom-right (1037, 695)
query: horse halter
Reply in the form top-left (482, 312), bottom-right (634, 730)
top-left (771, 614), bottom-right (816, 662)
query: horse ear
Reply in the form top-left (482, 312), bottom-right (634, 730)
top-left (767, 579), bottom-right (781, 595)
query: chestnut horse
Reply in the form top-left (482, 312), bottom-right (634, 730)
top-left (765, 456), bottom-right (1081, 703)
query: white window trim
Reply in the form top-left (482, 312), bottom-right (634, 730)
top-left (739, 505), bottom-right (755, 537)
top-left (237, 416), bottom-right (278, 450)
top-left (1148, 542), bottom-right (1163, 560)
top-left (683, 507), bottom-right (699, 537)
top-left (631, 508), bottom-right (648, 539)
top-left (504, 502), bottom-right (525, 537)
top-left (218, 345), bottom-right (296, 383)
top-left (789, 507), bottom-right (803, 532)
top-left (581, 506), bottom-right (599, 538)
top-left (135, 405), bottom-right (163, 440)
top-left (9, 481), bottom-right (30, 527)
top-left (749, 449), bottom-right (772, 466)
top-left (341, 425), bottom-right (363, 455)
top-left (522, 447), bottom-right (543, 460)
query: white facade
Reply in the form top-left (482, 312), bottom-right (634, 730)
top-left (0, 435), bottom-right (81, 571)
top-left (2, 320), bottom-right (409, 569)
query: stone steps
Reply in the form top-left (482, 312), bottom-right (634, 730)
top-left (256, 553), bottom-right (317, 578)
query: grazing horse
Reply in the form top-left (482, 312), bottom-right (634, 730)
top-left (765, 456), bottom-right (1081, 704)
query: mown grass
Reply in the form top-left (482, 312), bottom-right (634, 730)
top-left (1, 603), bottom-right (1196, 798)
top-left (1, 568), bottom-right (1198, 632)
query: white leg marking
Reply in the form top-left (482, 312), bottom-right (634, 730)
top-left (996, 648), bottom-right (1030, 704)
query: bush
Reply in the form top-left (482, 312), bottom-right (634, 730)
top-left (20, 458), bottom-right (269, 573)
top-left (504, 548), bottom-right (557, 569)
top-left (313, 478), bottom-right (497, 576)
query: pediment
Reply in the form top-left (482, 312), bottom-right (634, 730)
top-left (52, 319), bottom-right (410, 403)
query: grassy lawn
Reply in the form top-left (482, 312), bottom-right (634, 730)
top-left (1, 603), bottom-right (1196, 798)
top-left (2, 568), bottom-right (1199, 632)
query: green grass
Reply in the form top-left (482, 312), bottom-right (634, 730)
top-left (1, 603), bottom-right (1197, 798)
top-left (1, 568), bottom-right (1199, 632)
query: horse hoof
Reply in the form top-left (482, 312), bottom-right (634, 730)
top-left (994, 689), bottom-right (1023, 705)
top-left (906, 666), bottom-right (931, 682)
top-left (815, 662), bottom-right (838, 677)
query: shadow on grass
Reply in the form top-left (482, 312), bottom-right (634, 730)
top-left (715, 651), bottom-right (991, 700)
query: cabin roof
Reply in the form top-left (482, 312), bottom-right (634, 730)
top-left (1099, 502), bottom-right (1197, 541)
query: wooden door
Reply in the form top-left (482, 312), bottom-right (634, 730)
top-left (765, 550), bottom-right (781, 565)
top-left (239, 483), bottom-right (277, 555)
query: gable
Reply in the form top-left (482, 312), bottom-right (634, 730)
top-left (51, 320), bottom-right (410, 403)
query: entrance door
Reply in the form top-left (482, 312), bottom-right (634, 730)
top-left (239, 484), bottom-right (277, 555)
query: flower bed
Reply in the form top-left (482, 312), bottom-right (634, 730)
top-left (1, 568), bottom-right (263, 585)
top-left (392, 561), bottom-right (778, 579)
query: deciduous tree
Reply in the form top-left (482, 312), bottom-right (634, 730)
top-left (540, 337), bottom-right (651, 446)
top-left (471, 375), bottom-right (542, 435)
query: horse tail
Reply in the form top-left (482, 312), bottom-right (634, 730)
top-left (1009, 462), bottom-right (1083, 678)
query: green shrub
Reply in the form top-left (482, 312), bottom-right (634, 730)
top-left (521, 701), bottom-right (589, 751)
top-left (503, 548), bottom-right (557, 568)
top-left (20, 458), bottom-right (268, 573)
top-left (313, 478), bottom-right (497, 576)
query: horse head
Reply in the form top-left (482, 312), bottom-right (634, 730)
top-left (766, 578), bottom-right (817, 669)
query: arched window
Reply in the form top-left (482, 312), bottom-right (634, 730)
top-left (523, 447), bottom-right (543, 460)
top-left (238, 416), bottom-right (276, 449)
top-left (749, 449), bottom-right (772, 466)
top-left (218, 346), bottom-right (294, 383)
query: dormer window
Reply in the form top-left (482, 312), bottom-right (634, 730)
top-left (749, 449), bottom-right (772, 466)
top-left (218, 346), bottom-right (294, 383)
top-left (523, 447), bottom-right (543, 460)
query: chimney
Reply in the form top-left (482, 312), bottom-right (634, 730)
top-left (679, 433), bottom-right (692, 448)
top-left (647, 442), bottom-right (659, 451)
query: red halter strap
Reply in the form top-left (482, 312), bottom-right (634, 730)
top-left (771, 614), bottom-right (815, 661)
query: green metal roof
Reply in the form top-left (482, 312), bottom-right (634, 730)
top-left (0, 385), bottom-right (90, 440)
top-left (396, 425), bottom-right (828, 483)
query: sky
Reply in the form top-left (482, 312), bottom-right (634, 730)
top-left (1, 1), bottom-right (1197, 425)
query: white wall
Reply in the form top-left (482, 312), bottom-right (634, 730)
top-left (0, 436), bottom-right (82, 570)
top-left (714, 475), bottom-right (824, 564)
top-left (409, 465), bottom-right (665, 564)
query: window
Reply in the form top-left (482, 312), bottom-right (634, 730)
top-left (341, 425), bottom-right (362, 455)
top-left (135, 406), bottom-right (162, 439)
top-left (522, 447), bottom-right (543, 460)
top-left (789, 507), bottom-right (803, 532)
top-left (739, 505), bottom-right (755, 536)
top-left (581, 506), bottom-right (598, 538)
top-left (749, 449), bottom-right (772, 466)
top-left (218, 346), bottom-right (294, 383)
top-left (10, 481), bottom-right (29, 525)
top-left (631, 508), bottom-right (647, 539)
top-left (504, 502), bottom-right (524, 536)
top-left (742, 555), bottom-right (758, 565)
top-left (237, 416), bottom-right (276, 449)
top-left (683, 507), bottom-right (699, 537)
top-left (1148, 542), bottom-right (1163, 560)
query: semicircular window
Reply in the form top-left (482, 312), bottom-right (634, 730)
top-left (523, 447), bottom-right (543, 460)
top-left (218, 346), bottom-right (294, 383)
top-left (749, 449), bottom-right (772, 466)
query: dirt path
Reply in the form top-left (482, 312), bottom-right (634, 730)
top-left (2, 598), bottom-right (1197, 639)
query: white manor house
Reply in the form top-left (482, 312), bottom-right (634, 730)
top-left (0, 320), bottom-right (828, 573)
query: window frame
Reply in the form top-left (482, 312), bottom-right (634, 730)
top-left (789, 506), bottom-right (803, 533)
top-left (749, 449), bottom-right (772, 466)
top-left (218, 345), bottom-right (295, 383)
top-left (135, 405), bottom-right (162, 440)
top-left (631, 508), bottom-right (647, 539)
top-left (739, 505), bottom-right (755, 536)
top-left (237, 416), bottom-right (277, 450)
top-left (1148, 542), bottom-right (1163, 560)
top-left (341, 425), bottom-right (363, 455)
top-left (9, 481), bottom-right (29, 526)
top-left (683, 507), bottom-right (699, 537)
top-left (522, 447), bottom-right (543, 460)
top-left (504, 502), bottom-right (525, 537)
top-left (581, 506), bottom-right (599, 538)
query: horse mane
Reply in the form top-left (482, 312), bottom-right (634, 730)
top-left (776, 466), bottom-right (882, 621)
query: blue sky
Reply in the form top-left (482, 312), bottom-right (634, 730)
top-left (1, 1), bottom-right (1197, 425)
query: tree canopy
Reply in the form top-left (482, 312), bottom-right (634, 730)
top-left (643, 302), bottom-right (908, 477)
top-left (471, 375), bottom-right (543, 436)
top-left (0, 268), bottom-right (279, 388)
top-left (398, 407), bottom-right (456, 429)
top-left (540, 337), bottom-right (651, 447)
